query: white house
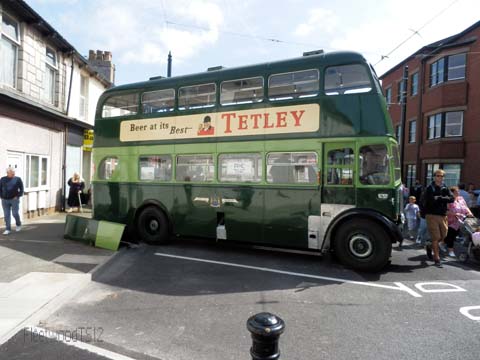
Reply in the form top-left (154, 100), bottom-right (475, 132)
top-left (0, 0), bottom-right (114, 218)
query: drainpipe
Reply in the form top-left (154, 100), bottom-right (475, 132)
top-left (399, 65), bottom-right (409, 182)
top-left (417, 57), bottom-right (426, 184)
top-left (66, 53), bottom-right (74, 114)
top-left (62, 54), bottom-right (74, 212)
top-left (62, 123), bottom-right (68, 212)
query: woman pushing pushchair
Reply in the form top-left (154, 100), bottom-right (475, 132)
top-left (439, 186), bottom-right (474, 258)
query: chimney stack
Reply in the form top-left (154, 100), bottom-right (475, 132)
top-left (88, 49), bottom-right (115, 85)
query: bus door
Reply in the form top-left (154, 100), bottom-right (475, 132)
top-left (263, 151), bottom-right (321, 248)
top-left (173, 154), bottom-right (217, 238)
top-left (321, 143), bottom-right (356, 240)
top-left (216, 153), bottom-right (264, 242)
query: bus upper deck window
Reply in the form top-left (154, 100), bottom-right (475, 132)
top-left (102, 94), bottom-right (139, 118)
top-left (142, 89), bottom-right (175, 113)
top-left (220, 77), bottom-right (264, 105)
top-left (178, 83), bottom-right (216, 110)
top-left (268, 69), bottom-right (319, 101)
top-left (324, 64), bottom-right (372, 95)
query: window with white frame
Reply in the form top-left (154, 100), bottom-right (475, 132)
top-left (427, 114), bottom-right (442, 139)
top-left (406, 165), bottom-right (416, 189)
top-left (427, 111), bottom-right (463, 139)
top-left (445, 111), bottom-right (463, 137)
top-left (25, 155), bottom-right (49, 189)
top-left (408, 120), bottom-right (416, 143)
top-left (79, 75), bottom-right (88, 119)
top-left (396, 80), bottom-right (405, 103)
top-left (1, 12), bottom-right (20, 88)
top-left (395, 125), bottom-right (401, 142)
top-left (385, 87), bottom-right (392, 104)
top-left (426, 163), bottom-right (460, 187)
top-left (430, 53), bottom-right (466, 87)
top-left (430, 58), bottom-right (445, 87)
top-left (411, 73), bottom-right (418, 96)
top-left (442, 164), bottom-right (461, 187)
top-left (425, 163), bottom-right (439, 184)
top-left (44, 47), bottom-right (58, 104)
top-left (447, 53), bottom-right (466, 81)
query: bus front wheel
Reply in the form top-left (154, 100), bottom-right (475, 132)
top-left (136, 206), bottom-right (170, 244)
top-left (333, 219), bottom-right (391, 272)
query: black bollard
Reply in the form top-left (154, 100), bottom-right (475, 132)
top-left (246, 312), bottom-right (285, 360)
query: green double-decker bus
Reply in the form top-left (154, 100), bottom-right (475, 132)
top-left (92, 51), bottom-right (403, 271)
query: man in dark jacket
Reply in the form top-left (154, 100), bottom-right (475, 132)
top-left (0, 167), bottom-right (24, 235)
top-left (410, 180), bottom-right (423, 202)
top-left (424, 169), bottom-right (454, 267)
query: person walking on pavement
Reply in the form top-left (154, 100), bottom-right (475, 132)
top-left (424, 169), bottom-right (454, 267)
top-left (442, 186), bottom-right (473, 258)
top-left (0, 167), bottom-right (24, 235)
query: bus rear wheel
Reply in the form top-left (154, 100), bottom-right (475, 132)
top-left (136, 206), bottom-right (170, 244)
top-left (333, 219), bottom-right (391, 272)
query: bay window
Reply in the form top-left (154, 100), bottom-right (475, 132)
top-left (1, 12), bottom-right (20, 88)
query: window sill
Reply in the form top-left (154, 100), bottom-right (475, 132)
top-left (428, 78), bottom-right (466, 90)
top-left (425, 136), bottom-right (463, 143)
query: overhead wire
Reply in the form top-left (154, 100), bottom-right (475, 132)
top-left (164, 20), bottom-right (326, 49)
top-left (374, 0), bottom-right (460, 66)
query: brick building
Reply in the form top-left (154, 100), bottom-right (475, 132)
top-left (380, 20), bottom-right (480, 189)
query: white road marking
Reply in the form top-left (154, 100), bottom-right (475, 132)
top-left (414, 282), bottom-right (467, 293)
top-left (459, 306), bottom-right (480, 321)
top-left (154, 252), bottom-right (422, 297)
top-left (27, 326), bottom-right (137, 360)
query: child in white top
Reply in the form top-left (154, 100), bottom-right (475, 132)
top-left (404, 196), bottom-right (420, 240)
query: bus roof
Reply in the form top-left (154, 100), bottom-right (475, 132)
top-left (106, 51), bottom-right (367, 94)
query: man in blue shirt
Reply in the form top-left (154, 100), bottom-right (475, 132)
top-left (0, 167), bottom-right (24, 235)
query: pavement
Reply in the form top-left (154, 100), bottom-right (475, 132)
top-left (0, 211), bottom-right (117, 346)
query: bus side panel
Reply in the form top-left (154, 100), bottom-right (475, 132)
top-left (172, 184), bottom-right (217, 238)
top-left (93, 182), bottom-right (131, 224)
top-left (263, 188), bottom-right (320, 248)
top-left (356, 188), bottom-right (397, 220)
top-left (218, 186), bottom-right (264, 242)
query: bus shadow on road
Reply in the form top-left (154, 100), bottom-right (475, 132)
top-left (90, 237), bottom-right (424, 296)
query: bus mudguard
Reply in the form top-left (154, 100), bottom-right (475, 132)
top-left (322, 208), bottom-right (402, 251)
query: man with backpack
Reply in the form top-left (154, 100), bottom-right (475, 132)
top-left (424, 169), bottom-right (454, 267)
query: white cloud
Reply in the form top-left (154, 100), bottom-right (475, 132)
top-left (294, 8), bottom-right (338, 37)
top-left (59, 0), bottom-right (224, 66)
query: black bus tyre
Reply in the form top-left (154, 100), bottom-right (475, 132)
top-left (136, 206), bottom-right (170, 244)
top-left (334, 219), bottom-right (392, 272)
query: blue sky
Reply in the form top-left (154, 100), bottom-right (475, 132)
top-left (27, 0), bottom-right (479, 85)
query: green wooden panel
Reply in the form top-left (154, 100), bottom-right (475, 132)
top-left (63, 215), bottom-right (98, 245)
top-left (96, 221), bottom-right (125, 251)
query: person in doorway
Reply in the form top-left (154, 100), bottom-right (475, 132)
top-left (67, 172), bottom-right (85, 212)
top-left (442, 186), bottom-right (473, 258)
top-left (424, 169), bottom-right (454, 267)
top-left (0, 167), bottom-right (24, 235)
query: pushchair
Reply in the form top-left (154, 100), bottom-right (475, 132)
top-left (457, 215), bottom-right (480, 263)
